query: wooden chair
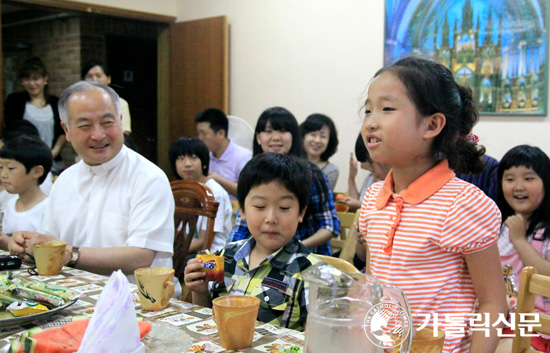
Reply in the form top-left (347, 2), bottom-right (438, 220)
top-left (317, 254), bottom-right (360, 273)
top-left (230, 199), bottom-right (240, 226)
top-left (512, 266), bottom-right (550, 353)
top-left (331, 210), bottom-right (361, 264)
top-left (170, 180), bottom-right (219, 280)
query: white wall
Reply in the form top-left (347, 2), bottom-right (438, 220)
top-left (72, 0), bottom-right (177, 17)
top-left (177, 0), bottom-right (549, 192)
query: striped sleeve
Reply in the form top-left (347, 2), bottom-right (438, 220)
top-left (440, 184), bottom-right (501, 254)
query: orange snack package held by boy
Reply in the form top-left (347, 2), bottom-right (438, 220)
top-left (196, 254), bottom-right (225, 283)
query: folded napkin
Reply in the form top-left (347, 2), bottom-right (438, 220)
top-left (78, 270), bottom-right (144, 353)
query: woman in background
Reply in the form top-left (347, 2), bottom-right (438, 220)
top-left (4, 57), bottom-right (66, 174)
top-left (230, 107), bottom-right (340, 255)
top-left (81, 59), bottom-right (132, 135)
top-left (300, 114), bottom-right (339, 190)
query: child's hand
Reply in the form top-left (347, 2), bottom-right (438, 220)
top-left (349, 153), bottom-right (358, 180)
top-left (345, 197), bottom-right (361, 211)
top-left (8, 232), bottom-right (27, 259)
top-left (184, 257), bottom-right (209, 294)
top-left (352, 221), bottom-right (365, 246)
top-left (505, 214), bottom-right (528, 245)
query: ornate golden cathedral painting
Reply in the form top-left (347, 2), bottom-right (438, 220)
top-left (385, 0), bottom-right (548, 115)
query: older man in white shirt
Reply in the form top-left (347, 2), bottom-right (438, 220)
top-left (9, 81), bottom-right (175, 286)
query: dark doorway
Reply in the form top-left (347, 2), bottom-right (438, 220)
top-left (106, 36), bottom-right (157, 163)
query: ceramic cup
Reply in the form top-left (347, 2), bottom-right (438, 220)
top-left (212, 295), bottom-right (260, 350)
top-left (134, 267), bottom-right (175, 311)
top-left (32, 240), bottom-right (70, 276)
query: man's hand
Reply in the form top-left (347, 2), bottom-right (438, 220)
top-left (8, 232), bottom-right (57, 263)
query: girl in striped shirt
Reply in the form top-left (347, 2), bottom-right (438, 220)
top-left (359, 56), bottom-right (507, 353)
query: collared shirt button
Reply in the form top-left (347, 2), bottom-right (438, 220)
top-left (264, 296), bottom-right (269, 302)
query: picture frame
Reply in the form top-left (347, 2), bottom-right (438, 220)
top-left (384, 0), bottom-right (548, 115)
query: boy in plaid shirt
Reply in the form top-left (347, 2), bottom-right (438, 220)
top-left (184, 153), bottom-right (320, 331)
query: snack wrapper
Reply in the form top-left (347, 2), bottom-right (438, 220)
top-left (7, 286), bottom-right (64, 307)
top-left (11, 275), bottom-right (80, 301)
top-left (196, 254), bottom-right (224, 283)
top-left (7, 301), bottom-right (49, 317)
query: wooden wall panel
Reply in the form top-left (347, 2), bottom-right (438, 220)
top-left (169, 16), bottom-right (228, 144)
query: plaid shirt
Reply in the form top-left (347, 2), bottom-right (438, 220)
top-left (229, 166), bottom-right (340, 255)
top-left (211, 237), bottom-right (320, 331)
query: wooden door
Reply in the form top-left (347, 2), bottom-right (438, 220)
top-left (168, 16), bottom-right (228, 144)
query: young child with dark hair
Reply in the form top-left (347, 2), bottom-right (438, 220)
top-left (358, 56), bottom-right (506, 352)
top-left (169, 136), bottom-right (232, 255)
top-left (495, 145), bottom-right (550, 353)
top-left (184, 153), bottom-right (320, 331)
top-left (0, 135), bottom-right (52, 250)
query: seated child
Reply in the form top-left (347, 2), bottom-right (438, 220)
top-left (345, 133), bottom-right (391, 212)
top-left (495, 145), bottom-right (550, 353)
top-left (184, 153), bottom-right (320, 331)
top-left (0, 135), bottom-right (52, 250)
top-left (169, 136), bottom-right (232, 254)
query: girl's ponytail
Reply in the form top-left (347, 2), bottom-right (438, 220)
top-left (447, 85), bottom-right (486, 174)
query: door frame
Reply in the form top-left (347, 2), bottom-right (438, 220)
top-left (1, 0), bottom-right (176, 170)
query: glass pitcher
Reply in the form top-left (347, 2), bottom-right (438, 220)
top-left (303, 263), bottom-right (412, 352)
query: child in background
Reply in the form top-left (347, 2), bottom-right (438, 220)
top-left (184, 153), bottom-right (320, 331)
top-left (230, 107), bottom-right (339, 256)
top-left (0, 135), bottom-right (52, 250)
top-left (300, 114), bottom-right (340, 190)
top-left (358, 56), bottom-right (506, 352)
top-left (345, 133), bottom-right (390, 212)
top-left (169, 137), bottom-right (232, 256)
top-left (495, 145), bottom-right (550, 353)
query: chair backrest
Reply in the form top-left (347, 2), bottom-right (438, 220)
top-left (331, 210), bottom-right (361, 263)
top-left (512, 266), bottom-right (550, 353)
top-left (317, 254), bottom-right (360, 273)
top-left (229, 199), bottom-right (240, 227)
top-left (171, 180), bottom-right (219, 278)
top-left (339, 210), bottom-right (362, 264)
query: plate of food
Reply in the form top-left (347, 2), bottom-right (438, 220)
top-left (0, 273), bottom-right (80, 328)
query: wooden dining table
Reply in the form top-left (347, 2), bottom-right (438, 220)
top-left (0, 260), bottom-right (305, 353)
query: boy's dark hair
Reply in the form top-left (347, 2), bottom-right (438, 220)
top-left (81, 59), bottom-right (110, 80)
top-left (194, 108), bottom-right (229, 137)
top-left (2, 120), bottom-right (40, 143)
top-left (168, 136), bottom-right (210, 179)
top-left (300, 113), bottom-right (339, 161)
top-left (496, 145), bottom-right (550, 240)
top-left (354, 133), bottom-right (371, 163)
top-left (253, 107), bottom-right (303, 157)
top-left (238, 153), bottom-right (311, 213)
top-left (374, 56), bottom-right (485, 174)
top-left (18, 57), bottom-right (50, 99)
top-left (0, 135), bottom-right (52, 184)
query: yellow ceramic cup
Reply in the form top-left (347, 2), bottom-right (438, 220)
top-left (212, 295), bottom-right (260, 350)
top-left (134, 267), bottom-right (175, 311)
top-left (32, 240), bottom-right (70, 276)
